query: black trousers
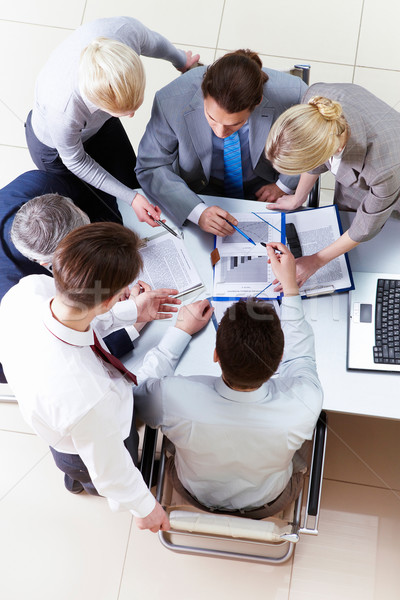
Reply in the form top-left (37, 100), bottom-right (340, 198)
top-left (50, 405), bottom-right (139, 495)
top-left (25, 112), bottom-right (140, 224)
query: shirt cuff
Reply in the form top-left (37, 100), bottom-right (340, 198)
top-left (276, 180), bottom-right (294, 194)
top-left (125, 325), bottom-right (140, 342)
top-left (280, 295), bottom-right (304, 321)
top-left (112, 298), bottom-right (138, 324)
top-left (128, 491), bottom-right (156, 519)
top-left (187, 202), bottom-right (207, 225)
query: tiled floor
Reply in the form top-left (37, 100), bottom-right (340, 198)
top-left (1, 1), bottom-right (400, 598)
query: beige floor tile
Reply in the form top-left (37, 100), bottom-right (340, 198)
top-left (83, 0), bottom-right (224, 49)
top-left (357, 0), bottom-right (400, 70)
top-left (320, 171), bottom-right (336, 191)
top-left (0, 453), bottom-right (132, 600)
top-left (216, 50), bottom-right (354, 85)
top-left (219, 0), bottom-right (363, 65)
top-left (291, 480), bottom-right (400, 599)
top-left (124, 48), bottom-right (215, 151)
top-left (0, 401), bottom-right (35, 435)
top-left (0, 146), bottom-right (36, 188)
top-left (0, 430), bottom-right (48, 498)
top-left (119, 524), bottom-right (292, 600)
top-left (0, 0), bottom-right (85, 29)
top-left (318, 188), bottom-right (334, 207)
top-left (324, 412), bottom-right (400, 491)
top-left (0, 99), bottom-right (26, 147)
top-left (0, 20), bottom-right (70, 132)
top-left (353, 67), bottom-right (400, 113)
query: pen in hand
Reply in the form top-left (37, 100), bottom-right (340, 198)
top-left (260, 242), bottom-right (282, 255)
top-left (152, 216), bottom-right (181, 239)
top-left (224, 219), bottom-right (256, 245)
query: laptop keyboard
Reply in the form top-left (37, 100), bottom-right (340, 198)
top-left (373, 279), bottom-right (400, 364)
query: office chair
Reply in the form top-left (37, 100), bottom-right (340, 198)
top-left (141, 412), bottom-right (327, 565)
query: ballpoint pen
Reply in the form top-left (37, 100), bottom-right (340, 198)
top-left (260, 242), bottom-right (282, 254)
top-left (225, 219), bottom-right (256, 245)
top-left (153, 219), bottom-right (181, 239)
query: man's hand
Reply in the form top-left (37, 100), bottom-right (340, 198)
top-left (134, 287), bottom-right (181, 323)
top-left (265, 194), bottom-right (303, 212)
top-left (266, 242), bottom-right (299, 296)
top-left (175, 299), bottom-right (214, 335)
top-left (131, 193), bottom-right (162, 227)
top-left (255, 183), bottom-right (286, 203)
top-left (178, 50), bottom-right (201, 72)
top-left (135, 500), bottom-right (170, 533)
top-left (198, 205), bottom-right (238, 236)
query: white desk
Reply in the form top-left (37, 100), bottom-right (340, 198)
top-left (119, 197), bottom-right (400, 420)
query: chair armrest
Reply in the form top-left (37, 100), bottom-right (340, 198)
top-left (140, 425), bottom-right (158, 487)
top-left (307, 177), bottom-right (320, 208)
top-left (300, 411), bottom-right (327, 534)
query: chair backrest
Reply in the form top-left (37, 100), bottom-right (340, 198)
top-left (140, 412), bottom-right (327, 564)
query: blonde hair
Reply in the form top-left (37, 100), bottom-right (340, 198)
top-left (79, 37), bottom-right (145, 114)
top-left (265, 96), bottom-right (347, 175)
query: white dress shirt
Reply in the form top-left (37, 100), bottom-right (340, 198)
top-left (135, 296), bottom-right (323, 510)
top-left (0, 275), bottom-right (191, 517)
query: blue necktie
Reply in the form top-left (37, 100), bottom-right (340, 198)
top-left (224, 131), bottom-right (244, 198)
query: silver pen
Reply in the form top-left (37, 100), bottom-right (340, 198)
top-left (153, 219), bottom-right (181, 238)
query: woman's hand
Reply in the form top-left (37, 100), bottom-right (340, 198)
top-left (265, 194), bottom-right (304, 212)
top-left (131, 193), bottom-right (162, 227)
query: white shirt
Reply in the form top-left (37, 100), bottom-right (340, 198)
top-left (0, 275), bottom-right (191, 517)
top-left (135, 296), bottom-right (323, 510)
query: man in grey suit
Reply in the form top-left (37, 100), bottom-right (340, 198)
top-left (136, 50), bottom-right (307, 236)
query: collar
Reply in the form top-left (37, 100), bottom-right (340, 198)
top-left (333, 106), bottom-right (367, 186)
top-left (214, 376), bottom-right (268, 403)
top-left (78, 82), bottom-right (101, 115)
top-left (42, 298), bottom-right (94, 347)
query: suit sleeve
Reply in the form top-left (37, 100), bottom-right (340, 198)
top-left (347, 169), bottom-right (400, 242)
top-left (135, 94), bottom-right (207, 225)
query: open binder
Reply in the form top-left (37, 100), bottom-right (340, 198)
top-left (212, 205), bottom-right (354, 301)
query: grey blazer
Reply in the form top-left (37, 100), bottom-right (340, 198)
top-left (305, 83), bottom-right (400, 243)
top-left (136, 67), bottom-right (307, 224)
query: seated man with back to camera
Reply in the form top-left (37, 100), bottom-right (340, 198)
top-left (135, 243), bottom-right (323, 517)
top-left (135, 50), bottom-right (307, 237)
top-left (0, 222), bottom-right (213, 532)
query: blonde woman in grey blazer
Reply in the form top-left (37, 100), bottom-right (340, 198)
top-left (136, 50), bottom-right (307, 236)
top-left (266, 82), bottom-right (400, 287)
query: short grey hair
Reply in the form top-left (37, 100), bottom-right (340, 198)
top-left (11, 194), bottom-right (90, 263)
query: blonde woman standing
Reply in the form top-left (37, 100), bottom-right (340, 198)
top-left (25, 16), bottom-right (199, 225)
top-left (265, 83), bottom-right (400, 287)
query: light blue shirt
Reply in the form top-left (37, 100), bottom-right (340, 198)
top-left (135, 295), bottom-right (323, 510)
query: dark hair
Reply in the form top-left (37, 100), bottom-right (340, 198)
top-left (216, 299), bottom-right (284, 389)
top-left (201, 49), bottom-right (268, 113)
top-left (52, 222), bottom-right (144, 309)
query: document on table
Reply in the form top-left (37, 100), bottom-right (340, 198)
top-left (213, 211), bottom-right (284, 300)
top-left (286, 205), bottom-right (354, 297)
top-left (133, 232), bottom-right (203, 297)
